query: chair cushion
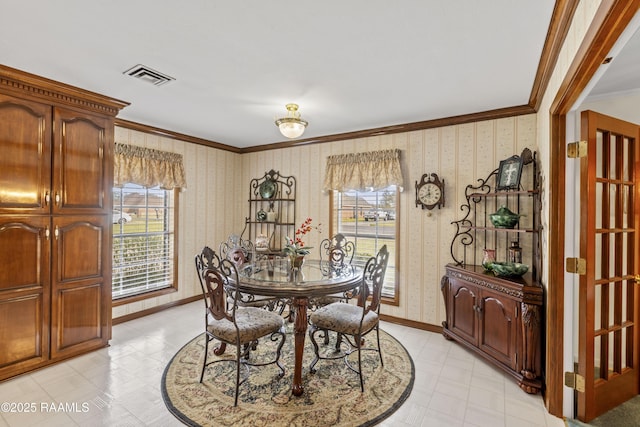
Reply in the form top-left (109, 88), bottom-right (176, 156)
top-left (207, 307), bottom-right (284, 344)
top-left (309, 294), bottom-right (346, 307)
top-left (309, 302), bottom-right (378, 336)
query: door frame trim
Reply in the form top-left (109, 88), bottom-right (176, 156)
top-left (547, 0), bottom-right (640, 417)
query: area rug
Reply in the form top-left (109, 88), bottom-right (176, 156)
top-left (161, 325), bottom-right (414, 426)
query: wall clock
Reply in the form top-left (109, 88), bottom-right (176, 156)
top-left (415, 173), bottom-right (445, 210)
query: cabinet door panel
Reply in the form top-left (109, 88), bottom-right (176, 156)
top-left (449, 278), bottom-right (478, 345)
top-left (0, 217), bottom-right (50, 378)
top-left (0, 95), bottom-right (51, 215)
top-left (52, 108), bottom-right (112, 214)
top-left (51, 215), bottom-right (110, 358)
top-left (479, 290), bottom-right (518, 369)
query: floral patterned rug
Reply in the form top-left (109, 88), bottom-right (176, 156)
top-left (161, 325), bottom-right (414, 426)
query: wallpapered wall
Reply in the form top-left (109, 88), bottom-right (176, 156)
top-left (111, 127), bottom-right (244, 319)
top-left (243, 117), bottom-right (537, 325)
top-left (113, 115), bottom-right (537, 326)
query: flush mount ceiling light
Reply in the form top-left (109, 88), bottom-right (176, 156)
top-left (275, 103), bottom-right (308, 139)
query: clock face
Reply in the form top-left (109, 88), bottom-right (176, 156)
top-left (419, 183), bottom-right (441, 206)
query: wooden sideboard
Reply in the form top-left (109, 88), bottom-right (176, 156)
top-left (441, 264), bottom-right (543, 393)
top-left (442, 148), bottom-right (543, 394)
top-left (0, 65), bottom-right (128, 380)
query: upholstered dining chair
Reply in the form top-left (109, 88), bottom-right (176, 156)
top-left (308, 244), bottom-right (389, 392)
top-left (219, 235), bottom-right (282, 312)
top-left (194, 247), bottom-right (286, 406)
top-left (311, 233), bottom-right (357, 308)
top-left (309, 233), bottom-right (358, 342)
top-left (319, 233), bottom-right (355, 274)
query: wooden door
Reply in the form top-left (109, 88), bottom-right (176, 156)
top-left (578, 110), bottom-right (640, 421)
top-left (52, 108), bottom-right (112, 215)
top-left (50, 215), bottom-right (111, 359)
top-left (0, 94), bottom-right (51, 215)
top-left (448, 278), bottom-right (479, 346)
top-left (0, 217), bottom-right (50, 379)
top-left (478, 288), bottom-right (518, 369)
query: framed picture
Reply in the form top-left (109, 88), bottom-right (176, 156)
top-left (496, 155), bottom-right (523, 191)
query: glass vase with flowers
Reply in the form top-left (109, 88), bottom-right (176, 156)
top-left (283, 218), bottom-right (321, 270)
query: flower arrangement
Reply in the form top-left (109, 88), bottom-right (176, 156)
top-left (283, 218), bottom-right (322, 257)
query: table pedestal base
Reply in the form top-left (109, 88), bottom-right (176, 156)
top-left (291, 296), bottom-right (308, 396)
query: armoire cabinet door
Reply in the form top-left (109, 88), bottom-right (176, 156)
top-left (448, 278), bottom-right (479, 346)
top-left (0, 217), bottom-right (50, 378)
top-left (478, 288), bottom-right (518, 370)
top-left (0, 94), bottom-right (52, 215)
top-left (52, 108), bottom-right (113, 215)
top-left (50, 215), bottom-right (111, 359)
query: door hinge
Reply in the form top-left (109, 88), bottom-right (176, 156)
top-left (566, 257), bottom-right (586, 275)
top-left (564, 371), bottom-right (585, 392)
top-left (567, 141), bottom-right (587, 158)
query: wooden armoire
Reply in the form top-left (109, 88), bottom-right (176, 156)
top-left (0, 65), bottom-right (128, 380)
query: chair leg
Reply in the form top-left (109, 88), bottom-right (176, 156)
top-left (274, 329), bottom-right (287, 377)
top-left (234, 345), bottom-right (241, 406)
top-left (356, 334), bottom-right (364, 392)
top-left (376, 326), bottom-right (384, 367)
top-left (335, 332), bottom-right (344, 352)
top-left (308, 324), bottom-right (321, 373)
top-left (200, 333), bottom-right (210, 383)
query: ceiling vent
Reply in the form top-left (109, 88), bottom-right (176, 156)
top-left (123, 64), bottom-right (175, 86)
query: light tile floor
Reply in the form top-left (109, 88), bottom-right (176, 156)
top-left (0, 302), bottom-right (565, 427)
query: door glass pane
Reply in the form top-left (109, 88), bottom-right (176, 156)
top-left (609, 134), bottom-right (617, 180)
top-left (594, 334), bottom-right (602, 380)
top-left (623, 136), bottom-right (630, 181)
top-left (596, 130), bottom-right (603, 178)
top-left (596, 182), bottom-right (603, 229)
top-left (595, 284), bottom-right (602, 330)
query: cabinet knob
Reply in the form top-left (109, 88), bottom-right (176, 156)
top-left (55, 193), bottom-right (60, 205)
top-left (45, 192), bottom-right (50, 206)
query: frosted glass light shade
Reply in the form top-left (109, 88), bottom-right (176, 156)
top-left (275, 104), bottom-right (308, 139)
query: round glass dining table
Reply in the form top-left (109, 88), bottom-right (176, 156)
top-left (236, 258), bottom-right (363, 396)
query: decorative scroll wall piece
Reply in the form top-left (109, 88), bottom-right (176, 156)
top-left (323, 149), bottom-right (404, 192)
top-left (114, 143), bottom-right (186, 189)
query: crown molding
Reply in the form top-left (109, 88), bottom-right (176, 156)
top-left (0, 64), bottom-right (129, 116)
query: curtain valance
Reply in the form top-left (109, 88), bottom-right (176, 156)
top-left (114, 143), bottom-right (187, 189)
top-left (323, 149), bottom-right (404, 192)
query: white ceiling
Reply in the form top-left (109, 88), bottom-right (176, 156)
top-left (585, 13), bottom-right (640, 99)
top-left (1, 1), bottom-right (559, 148)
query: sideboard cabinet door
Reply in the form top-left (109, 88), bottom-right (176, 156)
top-left (50, 215), bottom-right (111, 359)
top-left (52, 108), bottom-right (112, 215)
top-left (0, 217), bottom-right (50, 378)
top-left (448, 278), bottom-right (479, 346)
top-left (478, 288), bottom-right (518, 370)
top-left (0, 94), bottom-right (51, 215)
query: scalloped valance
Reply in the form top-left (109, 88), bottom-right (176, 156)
top-left (323, 149), bottom-right (404, 192)
top-left (114, 143), bottom-right (186, 189)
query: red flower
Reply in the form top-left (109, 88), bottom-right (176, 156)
top-left (284, 218), bottom-right (322, 255)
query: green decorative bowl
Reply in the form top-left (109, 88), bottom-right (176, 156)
top-left (489, 262), bottom-right (529, 277)
top-left (489, 206), bottom-right (521, 228)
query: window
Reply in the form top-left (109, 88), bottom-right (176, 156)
top-left (331, 185), bottom-right (398, 302)
top-left (112, 183), bottom-right (177, 300)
